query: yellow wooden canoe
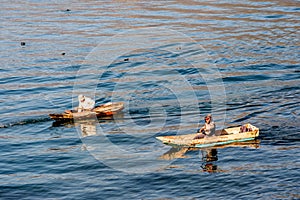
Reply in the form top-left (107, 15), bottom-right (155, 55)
top-left (156, 123), bottom-right (259, 148)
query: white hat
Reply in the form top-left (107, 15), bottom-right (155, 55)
top-left (78, 94), bottom-right (85, 101)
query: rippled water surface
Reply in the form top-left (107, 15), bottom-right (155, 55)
top-left (1, 0), bottom-right (299, 199)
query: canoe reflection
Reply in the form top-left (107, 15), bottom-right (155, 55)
top-left (159, 140), bottom-right (260, 173)
top-left (80, 122), bottom-right (97, 137)
top-left (201, 148), bottom-right (218, 173)
top-left (51, 113), bottom-right (124, 138)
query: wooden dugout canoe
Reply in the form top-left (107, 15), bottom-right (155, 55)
top-left (49, 102), bottom-right (124, 122)
top-left (156, 123), bottom-right (259, 148)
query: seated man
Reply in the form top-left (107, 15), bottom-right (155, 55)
top-left (194, 114), bottom-right (216, 139)
top-left (77, 94), bottom-right (95, 112)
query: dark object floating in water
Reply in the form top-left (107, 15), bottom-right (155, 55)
top-left (21, 42), bottom-right (26, 46)
top-left (61, 52), bottom-right (66, 55)
top-left (65, 9), bottom-right (71, 11)
top-left (124, 58), bottom-right (129, 61)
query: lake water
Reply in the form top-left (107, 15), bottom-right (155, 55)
top-left (1, 0), bottom-right (299, 199)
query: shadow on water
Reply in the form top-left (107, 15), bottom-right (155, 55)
top-left (159, 140), bottom-right (260, 173)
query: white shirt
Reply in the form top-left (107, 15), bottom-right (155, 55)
top-left (202, 121), bottom-right (216, 136)
top-left (78, 97), bottom-right (95, 112)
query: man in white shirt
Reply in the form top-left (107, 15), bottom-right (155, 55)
top-left (77, 94), bottom-right (95, 112)
top-left (194, 114), bottom-right (216, 139)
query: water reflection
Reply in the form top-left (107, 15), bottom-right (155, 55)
top-left (51, 113), bottom-right (124, 138)
top-left (80, 122), bottom-right (97, 137)
top-left (159, 140), bottom-right (260, 173)
top-left (201, 148), bottom-right (218, 173)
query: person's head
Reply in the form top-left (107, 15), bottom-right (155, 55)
top-left (204, 114), bottom-right (212, 124)
top-left (78, 94), bottom-right (85, 102)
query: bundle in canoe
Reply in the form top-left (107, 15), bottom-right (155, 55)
top-left (156, 123), bottom-right (259, 148)
top-left (49, 102), bottom-right (124, 122)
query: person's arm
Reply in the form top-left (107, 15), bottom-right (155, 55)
top-left (198, 125), bottom-right (205, 133)
top-left (78, 102), bottom-right (84, 112)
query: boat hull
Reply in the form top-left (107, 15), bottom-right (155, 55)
top-left (49, 102), bottom-right (124, 122)
top-left (156, 124), bottom-right (259, 148)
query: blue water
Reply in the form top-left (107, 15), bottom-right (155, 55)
top-left (1, 0), bottom-right (299, 199)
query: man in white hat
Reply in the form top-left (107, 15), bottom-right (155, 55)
top-left (77, 94), bottom-right (95, 112)
top-left (194, 114), bottom-right (216, 139)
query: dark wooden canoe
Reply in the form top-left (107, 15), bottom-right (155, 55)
top-left (49, 102), bottom-right (124, 122)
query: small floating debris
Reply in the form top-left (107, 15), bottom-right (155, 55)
top-left (124, 58), bottom-right (129, 61)
top-left (65, 9), bottom-right (71, 12)
top-left (61, 52), bottom-right (66, 55)
top-left (0, 124), bottom-right (7, 128)
top-left (21, 42), bottom-right (26, 46)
